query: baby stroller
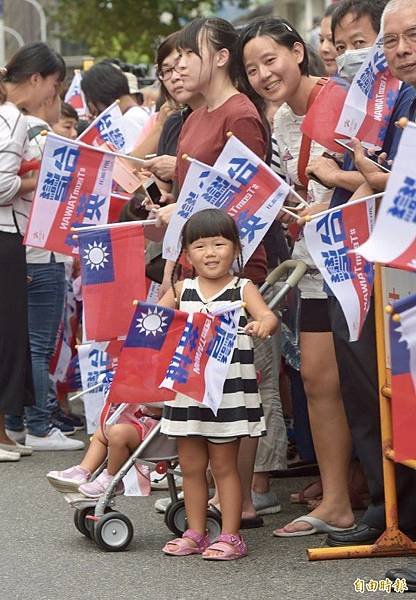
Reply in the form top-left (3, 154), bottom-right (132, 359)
top-left (64, 259), bottom-right (307, 552)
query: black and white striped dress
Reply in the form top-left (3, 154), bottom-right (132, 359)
top-left (161, 277), bottom-right (266, 439)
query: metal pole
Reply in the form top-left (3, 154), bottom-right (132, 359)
top-left (22, 0), bottom-right (47, 42)
top-left (4, 26), bottom-right (24, 48)
top-left (0, 0), bottom-right (4, 66)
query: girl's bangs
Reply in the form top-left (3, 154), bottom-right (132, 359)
top-left (184, 210), bottom-right (239, 246)
top-left (177, 19), bottom-right (205, 55)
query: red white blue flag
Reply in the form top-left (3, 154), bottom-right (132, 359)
top-left (64, 70), bottom-right (88, 118)
top-left (107, 303), bottom-right (188, 405)
top-left (355, 124), bottom-right (416, 271)
top-left (163, 135), bottom-right (290, 264)
top-left (78, 101), bottom-right (127, 152)
top-left (78, 224), bottom-right (146, 342)
top-left (304, 200), bottom-right (376, 341)
top-left (78, 340), bottom-right (123, 433)
top-left (160, 307), bottom-right (241, 415)
top-left (390, 293), bottom-right (416, 462)
top-left (335, 33), bottom-right (401, 149)
top-left (24, 133), bottom-right (115, 256)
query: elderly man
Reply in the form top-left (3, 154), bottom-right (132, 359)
top-left (380, 0), bottom-right (416, 592)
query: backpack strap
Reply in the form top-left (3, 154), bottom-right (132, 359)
top-left (297, 77), bottom-right (328, 189)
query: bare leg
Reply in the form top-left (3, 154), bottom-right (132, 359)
top-left (252, 471), bottom-right (270, 494)
top-left (106, 424), bottom-right (141, 476)
top-left (164, 437), bottom-right (209, 551)
top-left (0, 413), bottom-right (16, 444)
top-left (210, 436), bottom-right (258, 519)
top-left (204, 439), bottom-right (242, 558)
top-left (276, 332), bottom-right (354, 534)
top-left (78, 428), bottom-right (108, 474)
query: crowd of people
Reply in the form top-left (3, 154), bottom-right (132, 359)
top-left (0, 0), bottom-right (415, 579)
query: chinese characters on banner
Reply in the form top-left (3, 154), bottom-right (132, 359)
top-left (160, 307), bottom-right (241, 415)
top-left (355, 124), bottom-right (416, 271)
top-left (78, 340), bottom-right (123, 433)
top-left (78, 101), bottom-right (127, 151)
top-left (64, 70), bottom-right (88, 119)
top-left (304, 200), bottom-right (375, 341)
top-left (163, 135), bottom-right (290, 264)
top-left (336, 33), bottom-right (402, 149)
top-left (24, 134), bottom-right (115, 256)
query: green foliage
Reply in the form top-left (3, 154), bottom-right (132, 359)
top-left (52, 0), bottom-right (251, 64)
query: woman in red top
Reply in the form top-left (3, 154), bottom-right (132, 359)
top-left (154, 17), bottom-right (270, 557)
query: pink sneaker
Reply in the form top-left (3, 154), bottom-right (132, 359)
top-left (46, 465), bottom-right (90, 493)
top-left (79, 469), bottom-right (124, 499)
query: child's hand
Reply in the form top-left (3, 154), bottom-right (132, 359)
top-left (244, 320), bottom-right (272, 339)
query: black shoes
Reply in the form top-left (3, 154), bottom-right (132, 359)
top-left (386, 567), bottom-right (416, 593)
top-left (326, 522), bottom-right (384, 546)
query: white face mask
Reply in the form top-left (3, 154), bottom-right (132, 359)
top-left (336, 47), bottom-right (372, 81)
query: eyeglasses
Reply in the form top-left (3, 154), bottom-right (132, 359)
top-left (157, 66), bottom-right (176, 81)
top-left (383, 26), bottom-right (416, 50)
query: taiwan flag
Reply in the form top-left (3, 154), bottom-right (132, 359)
top-left (78, 224), bottom-right (146, 342)
top-left (390, 294), bottom-right (416, 462)
top-left (108, 303), bottom-right (189, 404)
top-left (64, 70), bottom-right (88, 118)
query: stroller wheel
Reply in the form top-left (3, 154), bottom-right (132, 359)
top-left (74, 507), bottom-right (95, 539)
top-left (93, 512), bottom-right (133, 552)
top-left (164, 499), bottom-right (187, 536)
top-left (165, 500), bottom-right (222, 542)
top-left (73, 506), bottom-right (114, 539)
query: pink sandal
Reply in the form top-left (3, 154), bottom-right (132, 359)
top-left (162, 529), bottom-right (210, 556)
top-left (202, 533), bottom-right (248, 561)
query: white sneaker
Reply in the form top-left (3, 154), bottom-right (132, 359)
top-left (5, 429), bottom-right (27, 444)
top-left (0, 448), bottom-right (21, 462)
top-left (154, 491), bottom-right (184, 513)
top-left (151, 470), bottom-right (183, 490)
top-left (0, 441), bottom-right (32, 457)
top-left (26, 428), bottom-right (85, 451)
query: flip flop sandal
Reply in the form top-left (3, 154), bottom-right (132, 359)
top-left (202, 533), bottom-right (248, 561)
top-left (273, 515), bottom-right (356, 538)
top-left (208, 503), bottom-right (264, 529)
top-left (162, 528), bottom-right (210, 556)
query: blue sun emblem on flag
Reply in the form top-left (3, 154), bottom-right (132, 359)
top-left (126, 304), bottom-right (175, 349)
top-left (136, 306), bottom-right (168, 336)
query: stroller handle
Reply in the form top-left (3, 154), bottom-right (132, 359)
top-left (262, 259), bottom-right (307, 289)
top-left (259, 260), bottom-right (307, 311)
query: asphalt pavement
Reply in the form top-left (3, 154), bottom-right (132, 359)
top-left (1, 427), bottom-right (415, 600)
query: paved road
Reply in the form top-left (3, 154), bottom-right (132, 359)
top-left (1, 429), bottom-right (415, 600)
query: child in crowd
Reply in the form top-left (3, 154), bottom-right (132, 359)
top-left (159, 209), bottom-right (278, 560)
top-left (52, 101), bottom-right (78, 140)
top-left (47, 403), bottom-right (161, 497)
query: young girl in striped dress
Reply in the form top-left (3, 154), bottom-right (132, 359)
top-left (159, 209), bottom-right (278, 560)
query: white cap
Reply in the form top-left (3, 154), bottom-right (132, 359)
top-left (124, 72), bottom-right (139, 94)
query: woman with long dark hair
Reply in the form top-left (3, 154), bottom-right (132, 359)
top-left (0, 43), bottom-right (65, 460)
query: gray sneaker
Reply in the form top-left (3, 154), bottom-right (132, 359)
top-left (252, 490), bottom-right (282, 516)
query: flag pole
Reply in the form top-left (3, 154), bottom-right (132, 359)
top-left (69, 382), bottom-right (102, 401)
top-left (303, 191), bottom-right (384, 222)
top-left (71, 219), bottom-right (157, 236)
top-left (43, 130), bottom-right (147, 166)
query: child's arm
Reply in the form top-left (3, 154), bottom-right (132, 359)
top-left (158, 280), bottom-right (184, 309)
top-left (242, 281), bottom-right (279, 339)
